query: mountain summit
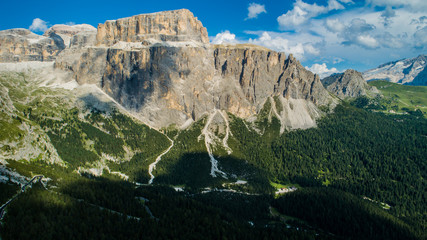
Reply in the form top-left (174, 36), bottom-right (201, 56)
top-left (363, 54), bottom-right (427, 86)
top-left (322, 69), bottom-right (378, 99)
top-left (52, 9), bottom-right (336, 130)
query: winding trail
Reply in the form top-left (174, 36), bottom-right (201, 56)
top-left (0, 175), bottom-right (45, 220)
top-left (148, 136), bottom-right (174, 184)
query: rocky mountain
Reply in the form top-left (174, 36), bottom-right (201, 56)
top-left (0, 29), bottom-right (65, 62)
top-left (0, 24), bottom-right (96, 63)
top-left (54, 9), bottom-right (336, 130)
top-left (363, 54), bottom-right (427, 86)
top-left (322, 69), bottom-right (378, 98)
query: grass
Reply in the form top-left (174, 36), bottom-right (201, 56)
top-left (270, 181), bottom-right (300, 190)
top-left (369, 80), bottom-right (427, 116)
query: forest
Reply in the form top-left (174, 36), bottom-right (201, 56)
top-left (1, 74), bottom-right (426, 239)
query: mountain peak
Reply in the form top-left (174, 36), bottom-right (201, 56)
top-left (322, 69), bottom-right (378, 98)
top-left (363, 54), bottom-right (427, 85)
top-left (96, 9), bottom-right (209, 46)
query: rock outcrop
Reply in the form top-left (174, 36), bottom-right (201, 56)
top-left (55, 9), bottom-right (336, 129)
top-left (44, 24), bottom-right (97, 47)
top-left (322, 69), bottom-right (378, 98)
top-left (0, 29), bottom-right (65, 62)
top-left (96, 9), bottom-right (209, 46)
top-left (0, 24), bottom-right (97, 63)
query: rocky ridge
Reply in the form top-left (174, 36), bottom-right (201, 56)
top-left (363, 54), bottom-right (427, 86)
top-left (322, 69), bottom-right (378, 98)
top-left (96, 9), bottom-right (209, 46)
top-left (1, 9), bottom-right (337, 130)
top-left (54, 9), bottom-right (336, 129)
top-left (0, 29), bottom-right (65, 62)
top-left (0, 24), bottom-right (97, 63)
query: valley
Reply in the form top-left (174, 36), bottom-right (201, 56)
top-left (0, 8), bottom-right (426, 240)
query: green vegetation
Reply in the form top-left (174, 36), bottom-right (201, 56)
top-left (368, 80), bottom-right (427, 116)
top-left (1, 71), bottom-right (426, 239)
top-left (273, 188), bottom-right (421, 240)
top-left (1, 178), bottom-right (328, 240)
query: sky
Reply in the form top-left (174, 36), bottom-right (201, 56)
top-left (1, 0), bottom-right (427, 77)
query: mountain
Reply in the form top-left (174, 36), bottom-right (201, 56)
top-left (54, 9), bottom-right (336, 131)
top-left (363, 54), bottom-right (427, 85)
top-left (0, 9), bottom-right (426, 240)
top-left (322, 69), bottom-right (378, 98)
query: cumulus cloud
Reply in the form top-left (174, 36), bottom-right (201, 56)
top-left (248, 32), bottom-right (320, 60)
top-left (410, 16), bottom-right (427, 26)
top-left (356, 35), bottom-right (379, 48)
top-left (340, 18), bottom-right (379, 49)
top-left (378, 32), bottom-right (404, 48)
top-left (338, 0), bottom-right (354, 3)
top-left (413, 26), bottom-right (427, 49)
top-left (326, 18), bottom-right (345, 32)
top-left (305, 63), bottom-right (340, 79)
top-left (29, 18), bottom-right (48, 32)
top-left (211, 31), bottom-right (239, 44)
top-left (366, 0), bottom-right (427, 12)
top-left (246, 3), bottom-right (267, 20)
top-left (380, 6), bottom-right (396, 26)
top-left (277, 0), bottom-right (344, 30)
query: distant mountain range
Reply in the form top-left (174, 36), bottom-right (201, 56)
top-left (363, 54), bottom-right (427, 86)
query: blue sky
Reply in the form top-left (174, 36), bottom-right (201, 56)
top-left (1, 0), bottom-right (426, 77)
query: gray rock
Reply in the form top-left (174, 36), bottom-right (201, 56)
top-left (0, 29), bottom-right (65, 62)
top-left (322, 69), bottom-right (378, 98)
top-left (55, 10), bottom-right (337, 129)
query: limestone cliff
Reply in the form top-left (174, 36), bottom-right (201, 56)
top-left (44, 24), bottom-right (97, 47)
top-left (0, 29), bottom-right (65, 62)
top-left (55, 9), bottom-right (336, 129)
top-left (96, 9), bottom-right (209, 46)
top-left (322, 69), bottom-right (378, 98)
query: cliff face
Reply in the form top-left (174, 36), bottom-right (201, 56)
top-left (0, 29), bottom-right (65, 62)
top-left (55, 9), bottom-right (336, 129)
top-left (96, 9), bottom-right (209, 46)
top-left (0, 25), bottom-right (97, 63)
top-left (322, 69), bottom-right (378, 98)
top-left (44, 24), bottom-right (97, 47)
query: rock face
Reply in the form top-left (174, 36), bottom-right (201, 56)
top-left (55, 9), bottom-right (336, 129)
top-left (96, 9), bottom-right (209, 46)
top-left (44, 24), bottom-right (97, 47)
top-left (0, 24), bottom-right (97, 63)
top-left (322, 69), bottom-right (378, 98)
top-left (363, 54), bottom-right (427, 86)
top-left (0, 29), bottom-right (65, 62)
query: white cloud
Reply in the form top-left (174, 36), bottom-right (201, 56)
top-left (277, 0), bottom-right (344, 30)
top-left (29, 18), bottom-right (48, 32)
top-left (356, 35), bottom-right (379, 48)
top-left (380, 6), bottom-right (396, 26)
top-left (246, 3), bottom-right (267, 20)
top-left (366, 0), bottom-right (427, 12)
top-left (305, 63), bottom-right (340, 78)
top-left (326, 18), bottom-right (345, 32)
top-left (211, 31), bottom-right (239, 44)
top-left (247, 31), bottom-right (321, 60)
top-left (333, 57), bottom-right (345, 64)
top-left (338, 0), bottom-right (354, 4)
top-left (413, 26), bottom-right (427, 49)
top-left (339, 18), bottom-right (379, 49)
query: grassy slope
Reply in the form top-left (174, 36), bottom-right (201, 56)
top-left (369, 80), bottom-right (427, 116)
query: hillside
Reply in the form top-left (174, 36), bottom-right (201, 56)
top-left (0, 9), bottom-right (426, 240)
top-left (368, 80), bottom-right (427, 116)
